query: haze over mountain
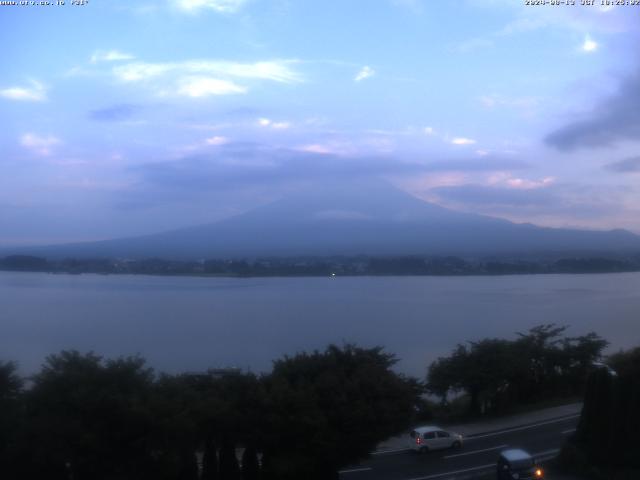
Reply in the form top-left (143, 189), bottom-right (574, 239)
top-left (7, 181), bottom-right (640, 260)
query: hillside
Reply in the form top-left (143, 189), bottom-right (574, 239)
top-left (6, 181), bottom-right (640, 259)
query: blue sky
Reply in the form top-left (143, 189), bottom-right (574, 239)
top-left (1, 0), bottom-right (639, 245)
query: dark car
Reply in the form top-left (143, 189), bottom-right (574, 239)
top-left (496, 449), bottom-right (544, 480)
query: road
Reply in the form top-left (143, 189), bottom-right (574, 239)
top-left (339, 414), bottom-right (579, 480)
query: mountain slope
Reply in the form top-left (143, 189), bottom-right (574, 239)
top-left (7, 181), bottom-right (640, 259)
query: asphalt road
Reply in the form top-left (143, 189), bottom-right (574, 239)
top-left (339, 414), bottom-right (580, 480)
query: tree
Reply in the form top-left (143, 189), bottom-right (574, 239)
top-left (560, 332), bottom-right (609, 394)
top-left (147, 373), bottom-right (201, 480)
top-left (241, 445), bottom-right (260, 480)
top-left (427, 340), bottom-right (516, 415)
top-left (23, 351), bottom-right (155, 480)
top-left (0, 255), bottom-right (49, 271)
top-left (262, 344), bottom-right (421, 479)
top-left (186, 370), bottom-right (265, 480)
top-left (561, 346), bottom-right (640, 477)
top-left (0, 361), bottom-right (21, 401)
top-left (608, 346), bottom-right (640, 378)
top-left (202, 440), bottom-right (219, 480)
top-left (180, 449), bottom-right (199, 480)
top-left (219, 441), bottom-right (240, 480)
top-left (427, 325), bottom-right (609, 415)
top-left (0, 361), bottom-right (23, 476)
top-left (513, 324), bottom-right (568, 400)
top-left (426, 355), bottom-right (456, 404)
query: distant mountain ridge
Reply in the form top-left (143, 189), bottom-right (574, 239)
top-left (5, 181), bottom-right (640, 259)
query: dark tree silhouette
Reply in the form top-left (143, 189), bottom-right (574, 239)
top-left (560, 346), bottom-right (640, 477)
top-left (262, 344), bottom-right (421, 479)
top-left (241, 445), bottom-right (260, 480)
top-left (180, 450), bottom-right (199, 480)
top-left (22, 351), bottom-right (155, 480)
top-left (202, 440), bottom-right (219, 480)
top-left (427, 324), bottom-right (608, 415)
top-left (0, 361), bottom-right (23, 477)
top-left (219, 441), bottom-right (241, 480)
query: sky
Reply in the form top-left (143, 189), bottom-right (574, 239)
top-left (1, 0), bottom-right (639, 246)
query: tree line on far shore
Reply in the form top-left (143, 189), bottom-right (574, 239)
top-left (0, 325), bottom-right (622, 479)
top-left (2, 253), bottom-right (640, 277)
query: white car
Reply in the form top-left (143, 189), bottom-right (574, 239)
top-left (408, 426), bottom-right (463, 452)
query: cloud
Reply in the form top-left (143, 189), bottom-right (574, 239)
top-left (298, 144), bottom-right (333, 154)
top-left (296, 141), bottom-right (362, 156)
top-left (172, 0), bottom-right (247, 13)
top-left (424, 127), bottom-right (435, 136)
top-left (112, 59), bottom-right (302, 97)
top-left (179, 135), bottom-right (231, 153)
top-left (205, 136), bottom-right (229, 145)
top-left (455, 4), bottom-right (635, 53)
top-left (485, 172), bottom-right (555, 190)
top-left (451, 137), bottom-right (476, 145)
top-left (90, 50), bottom-right (135, 63)
top-left (113, 60), bottom-right (302, 83)
top-left (354, 66), bottom-right (375, 82)
top-left (89, 104), bottom-right (139, 121)
top-left (581, 35), bottom-right (598, 52)
top-left (504, 176), bottom-right (555, 190)
top-left (127, 144), bottom-right (526, 202)
top-left (545, 69), bottom-right (640, 151)
top-left (427, 158), bottom-right (528, 172)
top-left (429, 182), bottom-right (627, 224)
top-left (432, 183), bottom-right (557, 207)
top-left (479, 94), bottom-right (540, 110)
top-left (129, 147), bottom-right (400, 197)
top-left (177, 77), bottom-right (247, 97)
top-left (496, 3), bottom-right (635, 36)
top-left (0, 80), bottom-right (46, 102)
top-left (605, 156), bottom-right (640, 173)
top-left (20, 133), bottom-right (61, 156)
top-left (257, 118), bottom-right (291, 129)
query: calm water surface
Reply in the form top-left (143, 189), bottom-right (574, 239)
top-left (1, 271), bottom-right (639, 378)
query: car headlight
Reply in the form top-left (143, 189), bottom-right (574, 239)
top-left (535, 467), bottom-right (544, 477)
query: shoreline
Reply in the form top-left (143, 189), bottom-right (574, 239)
top-left (2, 268), bottom-right (640, 279)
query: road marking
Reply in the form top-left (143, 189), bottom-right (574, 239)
top-left (338, 467), bottom-right (372, 474)
top-left (404, 449), bottom-right (562, 480)
top-left (562, 428), bottom-right (576, 434)
top-left (444, 444), bottom-right (508, 459)
top-left (466, 414), bottom-right (581, 440)
top-left (405, 463), bottom-right (495, 480)
top-left (533, 448), bottom-right (561, 460)
top-left (371, 413), bottom-right (578, 458)
top-left (370, 447), bottom-right (409, 455)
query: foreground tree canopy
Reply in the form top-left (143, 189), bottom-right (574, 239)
top-left (426, 324), bottom-right (608, 415)
top-left (0, 328), bottom-right (622, 479)
top-left (559, 346), bottom-right (640, 479)
top-left (0, 345), bottom-right (420, 480)
top-left (262, 345), bottom-right (420, 479)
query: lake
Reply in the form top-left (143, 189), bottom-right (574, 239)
top-left (1, 271), bottom-right (639, 378)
